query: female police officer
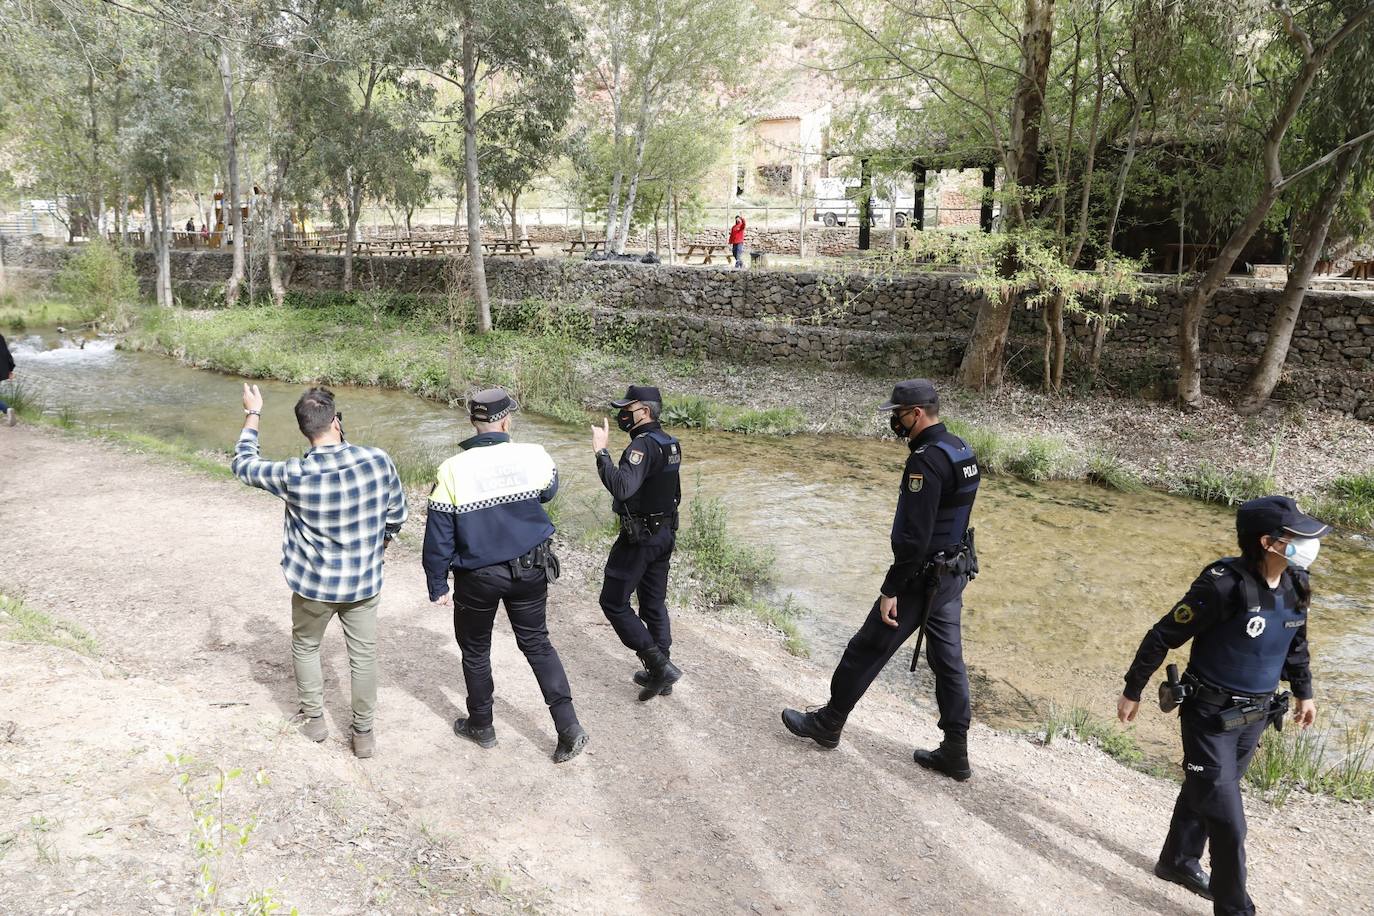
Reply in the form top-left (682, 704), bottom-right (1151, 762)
top-left (1117, 495), bottom-right (1328, 916)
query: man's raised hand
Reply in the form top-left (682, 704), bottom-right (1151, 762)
top-left (242, 383), bottom-right (263, 412)
top-left (591, 417), bottom-right (610, 453)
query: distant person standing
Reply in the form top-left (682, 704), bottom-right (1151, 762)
top-left (0, 331), bottom-right (16, 426)
top-left (185, 218), bottom-right (196, 233)
top-left (729, 214), bottom-right (747, 269)
top-left (231, 384), bottom-right (408, 758)
top-left (422, 388), bottom-right (587, 764)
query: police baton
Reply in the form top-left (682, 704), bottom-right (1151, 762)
top-left (909, 570), bottom-right (940, 672)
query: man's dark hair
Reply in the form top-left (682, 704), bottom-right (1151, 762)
top-left (295, 387), bottom-right (337, 439)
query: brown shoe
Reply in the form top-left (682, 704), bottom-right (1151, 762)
top-left (351, 727), bottom-right (375, 758)
top-left (299, 714), bottom-right (327, 742)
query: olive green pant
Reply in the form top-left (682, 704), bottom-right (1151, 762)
top-left (290, 592), bottom-right (379, 732)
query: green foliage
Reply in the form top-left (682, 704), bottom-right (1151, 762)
top-left (0, 292), bottom-right (84, 331)
top-left (679, 490), bottom-right (775, 607)
top-left (53, 240), bottom-right (140, 329)
top-left (1309, 472), bottom-right (1374, 531)
top-left (943, 417), bottom-right (1072, 482)
top-left (1084, 452), bottom-right (1144, 493)
top-left (1042, 703), bottom-right (1143, 767)
top-left (0, 592), bottom-right (98, 657)
top-left (167, 754), bottom-right (294, 915)
top-left (661, 395), bottom-right (807, 436)
top-left (1246, 720), bottom-right (1374, 805)
top-left (1172, 462), bottom-right (1276, 507)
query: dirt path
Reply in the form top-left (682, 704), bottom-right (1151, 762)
top-left (1, 427), bottom-right (1371, 915)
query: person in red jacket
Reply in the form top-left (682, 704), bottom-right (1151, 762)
top-left (729, 215), bottom-right (746, 269)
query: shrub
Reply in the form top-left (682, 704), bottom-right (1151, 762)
top-left (679, 491), bottom-right (775, 606)
top-left (1246, 719), bottom-right (1374, 804)
top-left (1042, 703), bottom-right (1143, 767)
top-left (1173, 462), bottom-right (1275, 506)
top-left (1308, 472), bottom-right (1374, 531)
top-left (54, 240), bottom-right (140, 328)
top-left (1085, 451), bottom-right (1145, 493)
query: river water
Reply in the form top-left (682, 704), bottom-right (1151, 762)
top-left (8, 328), bottom-right (1373, 759)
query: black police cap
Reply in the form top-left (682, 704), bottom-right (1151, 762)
top-left (1236, 495), bottom-right (1332, 540)
top-left (468, 387), bottom-right (518, 423)
top-left (611, 384), bottom-right (662, 407)
top-left (878, 378), bottom-right (939, 411)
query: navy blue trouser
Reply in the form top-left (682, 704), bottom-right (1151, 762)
top-left (1161, 696), bottom-right (1270, 916)
top-left (827, 572), bottom-right (972, 735)
top-left (599, 527), bottom-right (675, 655)
top-left (451, 562), bottom-right (578, 733)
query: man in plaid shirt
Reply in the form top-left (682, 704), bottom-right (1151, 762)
top-left (233, 384), bottom-right (407, 758)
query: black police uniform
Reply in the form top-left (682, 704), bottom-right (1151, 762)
top-left (596, 419), bottom-right (682, 657)
top-left (828, 420), bottom-right (979, 732)
top-left (1123, 560), bottom-right (1313, 915)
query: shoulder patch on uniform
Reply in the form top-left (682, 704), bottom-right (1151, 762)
top-left (628, 450), bottom-right (643, 466)
top-left (1172, 603), bottom-right (1195, 625)
top-left (913, 445), bottom-right (928, 455)
top-left (908, 473), bottom-right (924, 493)
top-left (1210, 565), bottom-right (1227, 577)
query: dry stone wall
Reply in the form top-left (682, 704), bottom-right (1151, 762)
top-left (4, 238), bottom-right (1371, 417)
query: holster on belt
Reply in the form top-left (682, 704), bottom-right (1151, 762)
top-left (908, 531), bottom-right (977, 672)
top-left (515, 539), bottom-right (560, 582)
top-left (620, 512), bottom-right (677, 545)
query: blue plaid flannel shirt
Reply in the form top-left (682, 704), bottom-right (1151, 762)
top-left (233, 428), bottom-right (408, 603)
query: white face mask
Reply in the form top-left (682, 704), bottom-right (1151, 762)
top-left (1283, 537), bottom-right (1321, 570)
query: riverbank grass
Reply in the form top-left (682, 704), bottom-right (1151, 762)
top-left (1310, 471), bottom-right (1374, 531)
top-left (0, 292), bottom-right (85, 331)
top-left (1042, 703), bottom-right (1145, 768)
top-left (1246, 720), bottom-right (1374, 805)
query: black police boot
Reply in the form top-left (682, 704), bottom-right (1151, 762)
top-left (913, 733), bottom-right (972, 781)
top-left (780, 705), bottom-right (845, 749)
top-left (636, 647), bottom-right (682, 701)
top-left (633, 650), bottom-right (674, 696)
top-left (453, 717), bottom-right (496, 749)
top-left (1153, 860), bottom-right (1213, 901)
top-left (553, 724), bottom-right (589, 764)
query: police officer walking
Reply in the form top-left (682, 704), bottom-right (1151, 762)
top-left (1118, 496), bottom-right (1327, 914)
top-left (591, 384), bottom-right (684, 701)
top-left (781, 379), bottom-right (980, 779)
top-left (423, 388), bottom-right (589, 764)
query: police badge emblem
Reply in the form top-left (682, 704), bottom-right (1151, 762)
top-left (1246, 616), bottom-right (1266, 638)
top-left (628, 450), bottom-right (643, 466)
top-left (908, 473), bottom-right (924, 493)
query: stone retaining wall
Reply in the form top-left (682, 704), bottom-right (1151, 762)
top-left (4, 240), bottom-right (1371, 416)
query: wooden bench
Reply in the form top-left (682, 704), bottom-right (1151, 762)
top-left (487, 239), bottom-right (536, 258)
top-left (565, 238), bottom-right (606, 255)
top-left (681, 242), bottom-right (728, 264)
top-left (1347, 259), bottom-right (1374, 281)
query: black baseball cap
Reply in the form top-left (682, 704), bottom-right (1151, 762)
top-left (878, 378), bottom-right (939, 411)
top-left (611, 384), bottom-right (662, 407)
top-left (468, 387), bottom-right (518, 423)
top-left (1236, 495), bottom-right (1332, 540)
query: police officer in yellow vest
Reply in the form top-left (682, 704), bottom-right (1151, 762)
top-left (1118, 496), bottom-right (1328, 914)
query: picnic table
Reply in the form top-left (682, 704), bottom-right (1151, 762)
top-left (565, 238), bottom-right (606, 255)
top-left (483, 239), bottom-right (537, 258)
top-left (1347, 259), bottom-right (1374, 281)
top-left (681, 242), bottom-right (728, 264)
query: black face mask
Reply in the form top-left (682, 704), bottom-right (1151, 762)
top-left (616, 408), bottom-right (638, 432)
top-left (889, 411), bottom-right (910, 439)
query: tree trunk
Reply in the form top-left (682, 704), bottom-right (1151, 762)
top-left (603, 14), bottom-right (626, 247)
top-left (615, 99), bottom-right (653, 255)
top-left (219, 43), bottom-right (245, 307)
top-left (344, 179), bottom-right (360, 292)
top-left (267, 172), bottom-right (287, 307)
top-left (1090, 96), bottom-right (1142, 374)
top-left (1176, 185), bottom-right (1282, 406)
top-left (1237, 143), bottom-right (1363, 414)
top-left (463, 15), bottom-right (492, 333)
top-left (958, 0), bottom-right (1055, 390)
top-left (159, 182), bottom-right (173, 308)
top-left (1042, 291), bottom-right (1067, 393)
top-left (509, 191), bottom-right (521, 242)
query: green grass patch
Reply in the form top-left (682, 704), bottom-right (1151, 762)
top-left (1246, 720), bottom-right (1374, 804)
top-left (733, 594), bottom-right (809, 657)
top-left (679, 490), bottom-right (775, 605)
top-left (0, 292), bottom-right (86, 331)
top-left (1172, 462), bottom-right (1276, 507)
top-left (1042, 703), bottom-right (1145, 767)
top-left (0, 592), bottom-right (98, 656)
top-left (1085, 451), bottom-right (1145, 493)
top-left (661, 395), bottom-right (807, 436)
top-left (944, 418), bottom-right (1073, 482)
top-left (1308, 471), bottom-right (1374, 531)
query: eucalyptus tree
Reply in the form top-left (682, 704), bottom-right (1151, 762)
top-left (424, 0), bottom-right (582, 333)
top-left (586, 0), bottom-right (768, 254)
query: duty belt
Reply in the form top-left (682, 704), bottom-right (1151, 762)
top-left (510, 538), bottom-right (560, 581)
top-left (1183, 671), bottom-right (1272, 707)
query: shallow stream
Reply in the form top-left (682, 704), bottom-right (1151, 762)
top-left (9, 328), bottom-right (1373, 761)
